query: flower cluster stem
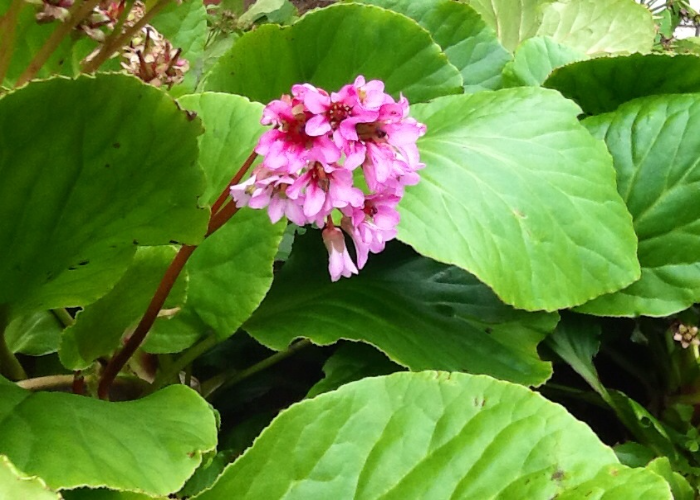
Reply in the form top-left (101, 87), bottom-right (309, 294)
top-left (81, 0), bottom-right (172, 73)
top-left (98, 149), bottom-right (257, 400)
top-left (0, 0), bottom-right (24, 87)
top-left (98, 244), bottom-right (195, 399)
top-left (15, 0), bottom-right (103, 87)
top-left (211, 151), bottom-right (258, 214)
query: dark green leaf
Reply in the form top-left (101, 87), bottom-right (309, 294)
top-left (245, 233), bottom-right (556, 386)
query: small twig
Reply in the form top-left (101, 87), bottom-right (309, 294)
top-left (201, 339), bottom-right (311, 399)
top-left (82, 0), bottom-right (172, 73)
top-left (0, 0), bottom-right (24, 86)
top-left (15, 0), bottom-right (103, 87)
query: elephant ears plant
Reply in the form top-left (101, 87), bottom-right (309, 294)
top-left (1, 0), bottom-right (700, 497)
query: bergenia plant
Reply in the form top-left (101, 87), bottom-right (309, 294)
top-left (4, 0), bottom-right (700, 498)
top-left (231, 76), bottom-right (426, 280)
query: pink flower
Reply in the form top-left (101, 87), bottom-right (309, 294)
top-left (341, 193), bottom-right (400, 269)
top-left (322, 226), bottom-right (358, 281)
top-left (228, 76), bottom-right (425, 281)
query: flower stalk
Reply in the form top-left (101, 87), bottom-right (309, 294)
top-left (15, 0), bottom-right (103, 87)
top-left (0, 0), bottom-right (24, 86)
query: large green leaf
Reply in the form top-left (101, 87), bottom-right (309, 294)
top-left (59, 246), bottom-right (186, 369)
top-left (194, 371), bottom-right (669, 499)
top-left (502, 36), bottom-right (586, 87)
top-left (544, 53), bottom-right (700, 115)
top-left (466, 0), bottom-right (654, 55)
top-left (577, 94), bottom-right (700, 316)
top-left (144, 93), bottom-right (285, 349)
top-left (0, 380), bottom-right (217, 495)
top-left (0, 74), bottom-right (209, 312)
top-left (203, 3), bottom-right (462, 103)
top-left (536, 0), bottom-right (655, 55)
top-left (0, 455), bottom-right (60, 500)
top-left (355, 0), bottom-right (511, 92)
top-left (401, 88), bottom-right (640, 311)
top-left (245, 233), bottom-right (557, 386)
top-left (466, 0), bottom-right (551, 52)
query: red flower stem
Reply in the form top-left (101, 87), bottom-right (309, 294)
top-left (210, 151), bottom-right (258, 216)
top-left (98, 148), bottom-right (257, 400)
top-left (98, 244), bottom-right (195, 399)
top-left (206, 199), bottom-right (238, 236)
top-left (15, 0), bottom-right (103, 87)
top-left (0, 0), bottom-right (24, 86)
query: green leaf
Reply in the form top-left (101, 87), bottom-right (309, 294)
top-left (150, 0), bottom-right (208, 95)
top-left (180, 208), bottom-right (285, 340)
top-left (355, 0), bottom-right (511, 92)
top-left (0, 381), bottom-right (217, 495)
top-left (245, 234), bottom-right (557, 386)
top-left (194, 371), bottom-right (668, 499)
top-left (546, 314), bottom-right (606, 397)
top-left (307, 342), bottom-right (402, 398)
top-left (0, 455), bottom-right (60, 500)
top-left (5, 310), bottom-right (63, 356)
top-left (402, 88), bottom-right (640, 311)
top-left (537, 0), bottom-right (655, 55)
top-left (614, 442), bottom-right (656, 468)
top-left (237, 0), bottom-right (297, 26)
top-left (0, 74), bottom-right (209, 312)
top-left (646, 457), bottom-right (695, 500)
top-left (554, 464), bottom-right (670, 499)
top-left (150, 0), bottom-right (208, 61)
top-left (544, 53), bottom-right (700, 115)
top-left (466, 0), bottom-right (552, 52)
top-left (466, 0), bottom-right (654, 55)
top-left (59, 246), bottom-right (186, 370)
top-left (502, 36), bottom-right (586, 87)
top-left (177, 93), bottom-right (265, 206)
top-left (577, 94), bottom-right (700, 316)
top-left (204, 3), bottom-right (462, 103)
top-left (144, 306), bottom-right (210, 354)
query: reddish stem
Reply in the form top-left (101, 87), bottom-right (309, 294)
top-left (72, 371), bottom-right (85, 395)
top-left (210, 151), bottom-right (258, 215)
top-left (98, 149), bottom-right (258, 399)
top-left (206, 200), bottom-right (238, 236)
top-left (98, 244), bottom-right (196, 399)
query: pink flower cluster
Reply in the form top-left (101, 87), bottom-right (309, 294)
top-left (230, 76), bottom-right (426, 281)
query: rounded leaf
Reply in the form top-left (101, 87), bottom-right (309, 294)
top-left (0, 381), bottom-right (217, 495)
top-left (577, 94), bottom-right (700, 316)
top-left (245, 234), bottom-right (557, 386)
top-left (194, 371), bottom-right (668, 499)
top-left (356, 0), bottom-right (511, 92)
top-left (401, 88), bottom-right (640, 311)
top-left (0, 74), bottom-right (209, 311)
